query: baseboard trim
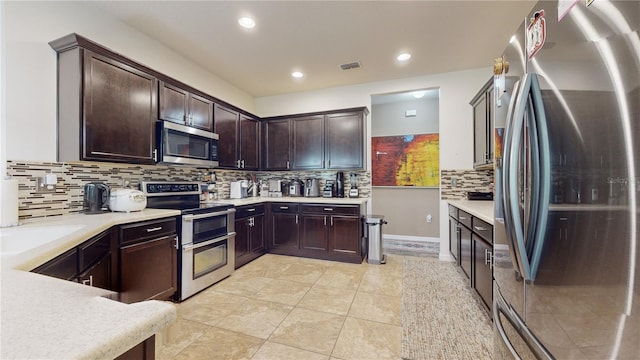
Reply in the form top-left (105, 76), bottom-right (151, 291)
top-left (383, 234), bottom-right (440, 243)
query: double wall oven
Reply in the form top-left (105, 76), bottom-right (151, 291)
top-left (141, 181), bottom-right (235, 301)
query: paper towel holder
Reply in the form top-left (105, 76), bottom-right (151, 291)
top-left (36, 172), bottom-right (57, 193)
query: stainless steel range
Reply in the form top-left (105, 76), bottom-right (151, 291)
top-left (141, 181), bottom-right (235, 301)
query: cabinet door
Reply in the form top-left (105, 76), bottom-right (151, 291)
top-left (262, 119), bottom-right (290, 170)
top-left (214, 104), bottom-right (239, 168)
top-left (449, 217), bottom-right (459, 263)
top-left (250, 214), bottom-right (265, 253)
top-left (301, 214), bottom-right (328, 251)
top-left (119, 235), bottom-right (177, 304)
top-left (159, 81), bottom-right (188, 124)
top-left (473, 235), bottom-right (493, 310)
top-left (472, 94), bottom-right (488, 167)
top-left (83, 50), bottom-right (157, 164)
top-left (270, 213), bottom-right (299, 249)
top-left (188, 94), bottom-right (214, 131)
top-left (239, 115), bottom-right (260, 170)
top-left (235, 217), bottom-right (249, 262)
top-left (291, 115), bottom-right (324, 169)
top-left (325, 112), bottom-right (364, 169)
top-left (460, 225), bottom-right (472, 280)
top-left (78, 254), bottom-right (111, 290)
top-left (329, 216), bottom-right (360, 255)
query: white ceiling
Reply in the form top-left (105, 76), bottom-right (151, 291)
top-left (90, 1), bottom-right (537, 98)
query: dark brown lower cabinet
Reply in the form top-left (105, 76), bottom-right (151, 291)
top-left (268, 203), bottom-right (363, 263)
top-left (115, 336), bottom-right (155, 360)
top-left (235, 204), bottom-right (266, 269)
top-left (459, 224), bottom-right (472, 279)
top-left (119, 234), bottom-right (177, 304)
top-left (32, 228), bottom-right (117, 290)
top-left (473, 234), bottom-right (493, 310)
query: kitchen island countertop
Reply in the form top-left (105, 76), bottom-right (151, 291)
top-left (0, 209), bottom-right (180, 360)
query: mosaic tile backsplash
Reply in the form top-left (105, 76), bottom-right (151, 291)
top-left (440, 169), bottom-right (494, 200)
top-left (6, 161), bottom-right (371, 220)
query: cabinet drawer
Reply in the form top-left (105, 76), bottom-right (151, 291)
top-left (33, 248), bottom-right (78, 281)
top-left (271, 203), bottom-right (299, 213)
top-left (78, 229), bottom-right (112, 272)
top-left (448, 205), bottom-right (458, 219)
top-left (120, 217), bottom-right (177, 246)
top-left (301, 204), bottom-right (358, 216)
top-left (458, 210), bottom-right (472, 229)
top-left (472, 217), bottom-right (493, 243)
top-left (237, 204), bottom-right (265, 219)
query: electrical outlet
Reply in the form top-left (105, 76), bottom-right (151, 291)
top-left (451, 178), bottom-right (457, 187)
top-left (426, 214), bottom-right (432, 223)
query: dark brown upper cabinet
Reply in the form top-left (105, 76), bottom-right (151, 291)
top-left (261, 119), bottom-right (291, 170)
top-left (264, 108), bottom-right (367, 171)
top-left (325, 111), bottom-right (365, 169)
top-left (291, 115), bottom-right (325, 170)
top-left (159, 81), bottom-right (213, 131)
top-left (214, 104), bottom-right (259, 170)
top-left (51, 34), bottom-right (158, 164)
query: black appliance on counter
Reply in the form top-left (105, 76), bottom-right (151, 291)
top-left (83, 182), bottom-right (110, 214)
top-left (336, 172), bottom-right (345, 198)
top-left (140, 181), bottom-right (235, 301)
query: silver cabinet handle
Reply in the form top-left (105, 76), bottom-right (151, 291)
top-left (146, 227), bottom-right (162, 232)
top-left (330, 216), bottom-right (334, 227)
top-left (174, 236), bottom-right (179, 250)
top-left (247, 208), bottom-right (256, 212)
top-left (82, 275), bottom-right (93, 287)
top-left (459, 216), bottom-right (467, 220)
top-left (236, 159), bottom-right (241, 168)
top-left (474, 226), bottom-right (487, 231)
top-left (286, 161), bottom-right (290, 169)
top-left (324, 216), bottom-right (327, 226)
top-left (295, 215), bottom-right (298, 224)
top-left (323, 208), bottom-right (334, 211)
top-left (280, 206), bottom-right (289, 210)
top-left (153, 149), bottom-right (158, 162)
top-left (241, 159), bottom-right (245, 168)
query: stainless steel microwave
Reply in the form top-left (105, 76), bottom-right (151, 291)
top-left (156, 121), bottom-right (219, 167)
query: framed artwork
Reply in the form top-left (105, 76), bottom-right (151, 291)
top-left (372, 133), bottom-right (439, 187)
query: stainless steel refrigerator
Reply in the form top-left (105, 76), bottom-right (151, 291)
top-left (492, 1), bottom-right (639, 359)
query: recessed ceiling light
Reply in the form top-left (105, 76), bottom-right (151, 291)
top-left (413, 91), bottom-right (426, 98)
top-left (238, 17), bottom-right (256, 29)
top-left (397, 53), bottom-right (412, 61)
top-left (291, 71), bottom-right (304, 78)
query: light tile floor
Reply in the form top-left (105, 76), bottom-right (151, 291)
top-left (156, 253), bottom-right (409, 360)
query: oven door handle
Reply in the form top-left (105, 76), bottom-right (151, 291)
top-left (182, 232), bottom-right (236, 252)
top-left (183, 208), bottom-right (236, 221)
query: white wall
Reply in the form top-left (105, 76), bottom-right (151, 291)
top-left (2, 1), bottom-right (254, 163)
top-left (255, 68), bottom-right (493, 258)
top-left (371, 96), bottom-right (439, 137)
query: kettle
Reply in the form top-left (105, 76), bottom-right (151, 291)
top-left (84, 182), bottom-right (110, 214)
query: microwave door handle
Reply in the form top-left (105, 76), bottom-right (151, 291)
top-left (182, 232), bottom-right (236, 251)
top-left (183, 208), bottom-right (236, 221)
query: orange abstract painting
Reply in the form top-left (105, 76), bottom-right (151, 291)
top-left (372, 134), bottom-right (439, 187)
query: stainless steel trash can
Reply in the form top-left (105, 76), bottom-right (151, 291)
top-left (365, 215), bottom-right (387, 264)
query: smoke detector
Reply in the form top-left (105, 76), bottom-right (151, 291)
top-left (339, 61), bottom-right (362, 71)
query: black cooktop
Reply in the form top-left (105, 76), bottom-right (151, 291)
top-left (140, 181), bottom-right (234, 215)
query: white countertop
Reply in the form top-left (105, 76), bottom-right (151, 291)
top-left (211, 196), bottom-right (369, 206)
top-left (0, 209), bottom-right (180, 360)
top-left (447, 200), bottom-right (495, 224)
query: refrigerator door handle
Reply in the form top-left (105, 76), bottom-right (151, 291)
top-left (525, 74), bottom-right (551, 281)
top-left (503, 75), bottom-right (531, 279)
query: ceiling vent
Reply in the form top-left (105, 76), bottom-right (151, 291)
top-left (340, 61), bottom-right (362, 71)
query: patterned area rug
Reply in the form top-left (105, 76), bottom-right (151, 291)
top-left (402, 257), bottom-right (493, 360)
